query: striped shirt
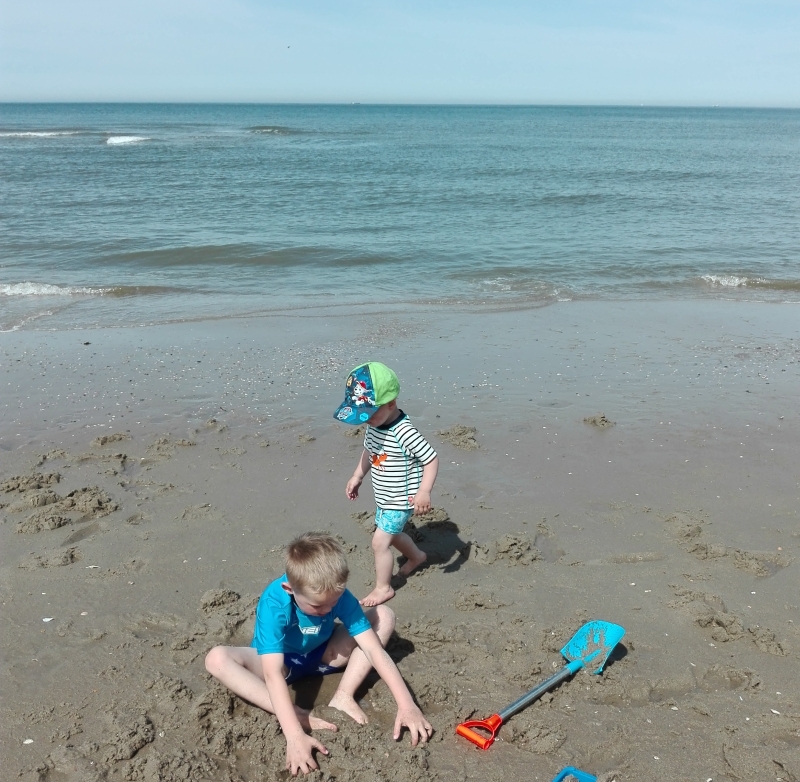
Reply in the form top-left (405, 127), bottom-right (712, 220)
top-left (364, 411), bottom-right (437, 510)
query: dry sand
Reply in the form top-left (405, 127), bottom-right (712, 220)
top-left (1, 301), bottom-right (798, 782)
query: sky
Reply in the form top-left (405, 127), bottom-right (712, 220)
top-left (1, 0), bottom-right (799, 105)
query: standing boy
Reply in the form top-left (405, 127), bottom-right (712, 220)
top-left (205, 532), bottom-right (432, 777)
top-left (333, 362), bottom-right (439, 607)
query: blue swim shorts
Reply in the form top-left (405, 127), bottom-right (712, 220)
top-left (375, 507), bottom-right (414, 535)
top-left (284, 642), bottom-right (342, 685)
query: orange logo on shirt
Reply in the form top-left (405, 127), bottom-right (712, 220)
top-left (371, 453), bottom-right (387, 468)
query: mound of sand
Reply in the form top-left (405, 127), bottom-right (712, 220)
top-left (436, 425), bottom-right (479, 450)
top-left (583, 414), bottom-right (615, 428)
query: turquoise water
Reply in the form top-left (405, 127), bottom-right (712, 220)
top-left (1, 104), bottom-right (799, 331)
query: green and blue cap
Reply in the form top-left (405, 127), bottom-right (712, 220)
top-left (333, 362), bottom-right (400, 425)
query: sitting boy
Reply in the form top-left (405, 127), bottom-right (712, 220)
top-left (205, 532), bottom-right (432, 776)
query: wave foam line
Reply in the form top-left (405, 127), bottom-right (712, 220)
top-left (106, 135), bottom-right (150, 145)
top-left (0, 310), bottom-right (55, 333)
top-left (1, 282), bottom-right (105, 297)
top-left (248, 125), bottom-right (306, 136)
top-left (700, 274), bottom-right (759, 288)
top-left (0, 131), bottom-right (82, 137)
top-left (699, 275), bottom-right (800, 293)
top-left (2, 282), bottom-right (184, 298)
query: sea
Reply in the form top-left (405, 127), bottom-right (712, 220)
top-left (1, 104), bottom-right (799, 333)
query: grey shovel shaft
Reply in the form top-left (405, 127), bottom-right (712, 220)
top-left (498, 665), bottom-right (576, 721)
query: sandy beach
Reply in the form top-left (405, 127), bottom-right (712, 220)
top-left (1, 300), bottom-right (798, 782)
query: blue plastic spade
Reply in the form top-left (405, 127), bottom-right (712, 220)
top-left (457, 620), bottom-right (625, 749)
top-left (552, 767), bottom-right (597, 782)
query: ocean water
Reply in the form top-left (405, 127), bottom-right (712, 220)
top-left (1, 104), bottom-right (799, 332)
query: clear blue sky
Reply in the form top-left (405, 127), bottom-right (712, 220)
top-left (2, 0), bottom-right (798, 105)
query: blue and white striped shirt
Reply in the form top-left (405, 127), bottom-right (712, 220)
top-left (364, 411), bottom-right (437, 510)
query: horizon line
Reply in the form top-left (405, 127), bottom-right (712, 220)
top-left (2, 100), bottom-right (800, 110)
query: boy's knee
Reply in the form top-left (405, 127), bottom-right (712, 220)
top-left (371, 530), bottom-right (392, 552)
top-left (204, 645), bottom-right (227, 676)
top-left (368, 604), bottom-right (396, 638)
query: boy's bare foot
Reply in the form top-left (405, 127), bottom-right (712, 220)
top-left (359, 585), bottom-right (395, 606)
top-left (329, 691), bottom-right (369, 724)
top-left (398, 550), bottom-right (427, 577)
top-left (296, 706), bottom-right (338, 732)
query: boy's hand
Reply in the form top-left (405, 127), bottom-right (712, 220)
top-left (286, 732), bottom-right (329, 776)
top-left (346, 475), bottom-right (362, 500)
top-left (393, 705), bottom-right (433, 746)
top-left (411, 490), bottom-right (431, 515)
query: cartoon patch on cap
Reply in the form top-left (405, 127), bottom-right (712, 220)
top-left (333, 362), bottom-right (399, 425)
top-left (350, 378), bottom-right (374, 407)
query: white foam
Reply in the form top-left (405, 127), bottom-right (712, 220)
top-left (700, 274), bottom-right (766, 288)
top-left (480, 276), bottom-right (554, 295)
top-left (106, 135), bottom-right (150, 145)
top-left (0, 131), bottom-right (81, 137)
top-left (482, 277), bottom-right (515, 292)
top-left (0, 282), bottom-right (103, 297)
top-left (0, 310), bottom-right (54, 333)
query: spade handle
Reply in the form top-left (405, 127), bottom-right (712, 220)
top-left (498, 660), bottom-right (581, 721)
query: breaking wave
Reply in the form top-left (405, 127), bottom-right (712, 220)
top-left (106, 135), bottom-right (150, 145)
top-left (1, 282), bottom-right (104, 297)
top-left (0, 283), bottom-right (178, 298)
top-left (248, 126), bottom-right (306, 136)
top-left (699, 275), bottom-right (800, 292)
top-left (0, 130), bottom-right (83, 138)
top-left (700, 274), bottom-right (760, 288)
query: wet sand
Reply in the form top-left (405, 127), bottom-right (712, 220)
top-left (1, 301), bottom-right (798, 782)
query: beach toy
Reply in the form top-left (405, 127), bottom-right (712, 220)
top-left (456, 620), bottom-right (625, 750)
top-left (552, 767), bottom-right (597, 782)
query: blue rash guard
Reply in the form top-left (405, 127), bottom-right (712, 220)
top-left (251, 575), bottom-right (371, 657)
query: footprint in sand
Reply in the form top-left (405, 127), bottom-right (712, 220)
top-left (455, 588), bottom-right (507, 611)
top-left (19, 546), bottom-right (82, 569)
top-left (664, 512), bottom-right (791, 577)
top-left (91, 432), bottom-right (131, 447)
top-left (669, 585), bottom-right (788, 654)
top-left (669, 585), bottom-right (745, 642)
top-left (748, 626), bottom-right (788, 656)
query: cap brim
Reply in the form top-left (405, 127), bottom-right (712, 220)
top-left (333, 399), bottom-right (378, 425)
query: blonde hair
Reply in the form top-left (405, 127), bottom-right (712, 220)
top-left (285, 532), bottom-right (349, 594)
